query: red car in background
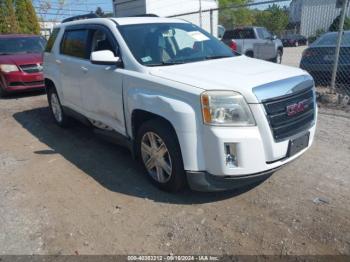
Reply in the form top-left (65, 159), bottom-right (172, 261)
top-left (0, 34), bottom-right (46, 97)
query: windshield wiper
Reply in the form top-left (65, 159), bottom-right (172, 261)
top-left (147, 61), bottom-right (185, 67)
top-left (205, 55), bottom-right (232, 60)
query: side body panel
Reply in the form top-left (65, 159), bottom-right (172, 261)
top-left (122, 70), bottom-right (206, 171)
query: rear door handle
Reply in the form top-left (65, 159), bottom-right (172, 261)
top-left (55, 59), bottom-right (62, 64)
top-left (81, 66), bottom-right (88, 72)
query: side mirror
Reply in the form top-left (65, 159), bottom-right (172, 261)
top-left (90, 50), bottom-right (122, 66)
top-left (271, 35), bottom-right (277, 40)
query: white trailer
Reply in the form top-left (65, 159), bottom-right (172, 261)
top-left (112, 0), bottom-right (219, 37)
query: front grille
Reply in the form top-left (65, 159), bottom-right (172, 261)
top-left (263, 87), bottom-right (315, 141)
top-left (19, 64), bottom-right (43, 74)
top-left (9, 81), bottom-right (44, 87)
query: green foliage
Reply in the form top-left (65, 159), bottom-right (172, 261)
top-left (25, 0), bottom-right (40, 34)
top-left (329, 14), bottom-right (350, 32)
top-left (0, 0), bottom-right (20, 33)
top-left (0, 0), bottom-right (41, 34)
top-left (95, 6), bottom-right (113, 18)
top-left (219, 0), bottom-right (255, 28)
top-left (15, 0), bottom-right (30, 33)
top-left (308, 29), bottom-right (326, 44)
top-left (254, 4), bottom-right (289, 35)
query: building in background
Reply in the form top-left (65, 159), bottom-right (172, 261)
top-left (289, 0), bottom-right (350, 37)
top-left (112, 0), bottom-right (219, 37)
top-left (39, 21), bottom-right (60, 39)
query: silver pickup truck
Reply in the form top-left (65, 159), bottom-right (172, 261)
top-left (222, 26), bottom-right (284, 64)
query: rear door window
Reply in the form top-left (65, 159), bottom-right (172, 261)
top-left (60, 29), bottom-right (88, 59)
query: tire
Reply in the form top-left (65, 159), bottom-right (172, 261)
top-left (137, 119), bottom-right (186, 192)
top-left (245, 51), bottom-right (254, 58)
top-left (273, 50), bottom-right (283, 64)
top-left (47, 87), bottom-right (70, 127)
top-left (0, 85), bottom-right (7, 98)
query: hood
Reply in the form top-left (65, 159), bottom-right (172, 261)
top-left (0, 53), bottom-right (43, 66)
top-left (149, 56), bottom-right (309, 103)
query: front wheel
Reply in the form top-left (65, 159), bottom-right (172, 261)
top-left (0, 85), bottom-right (8, 98)
top-left (47, 88), bottom-right (70, 127)
top-left (137, 119), bottom-right (186, 192)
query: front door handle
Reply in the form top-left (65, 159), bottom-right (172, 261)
top-left (55, 59), bottom-right (62, 64)
top-left (81, 66), bottom-right (88, 72)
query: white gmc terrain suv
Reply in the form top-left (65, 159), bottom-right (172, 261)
top-left (44, 16), bottom-right (317, 192)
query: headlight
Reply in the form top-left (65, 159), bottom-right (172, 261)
top-left (201, 91), bottom-right (256, 126)
top-left (0, 64), bottom-right (19, 73)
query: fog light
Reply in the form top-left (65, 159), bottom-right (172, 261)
top-left (225, 143), bottom-right (238, 168)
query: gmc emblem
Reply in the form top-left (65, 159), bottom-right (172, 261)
top-left (286, 100), bottom-right (309, 117)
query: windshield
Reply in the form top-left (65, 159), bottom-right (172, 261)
top-left (315, 32), bottom-right (350, 46)
top-left (118, 23), bottom-right (235, 66)
top-left (0, 37), bottom-right (46, 55)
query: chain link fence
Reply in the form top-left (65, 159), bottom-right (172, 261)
top-left (169, 0), bottom-right (350, 96)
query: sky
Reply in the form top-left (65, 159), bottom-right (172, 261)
top-left (33, 0), bottom-right (114, 21)
top-left (34, 0), bottom-right (292, 22)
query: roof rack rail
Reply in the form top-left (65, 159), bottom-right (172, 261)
top-left (62, 13), bottom-right (99, 23)
top-left (131, 14), bottom-right (159, 17)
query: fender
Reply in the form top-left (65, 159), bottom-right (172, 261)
top-left (125, 87), bottom-right (205, 171)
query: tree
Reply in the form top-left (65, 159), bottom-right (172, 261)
top-left (95, 7), bottom-right (104, 17)
top-left (329, 14), bottom-right (350, 32)
top-left (308, 29), bottom-right (326, 44)
top-left (95, 6), bottom-right (113, 18)
top-left (15, 0), bottom-right (30, 33)
top-left (25, 0), bottom-right (41, 34)
top-left (254, 4), bottom-right (289, 35)
top-left (0, 0), bottom-right (20, 33)
top-left (219, 0), bottom-right (255, 28)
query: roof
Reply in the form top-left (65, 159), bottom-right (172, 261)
top-left (111, 17), bottom-right (187, 25)
top-left (0, 34), bottom-right (40, 38)
top-left (57, 17), bottom-right (188, 28)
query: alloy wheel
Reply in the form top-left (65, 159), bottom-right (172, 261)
top-left (141, 132), bottom-right (173, 183)
top-left (50, 93), bottom-right (63, 123)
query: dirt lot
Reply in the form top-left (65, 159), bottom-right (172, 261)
top-left (0, 92), bottom-right (349, 256)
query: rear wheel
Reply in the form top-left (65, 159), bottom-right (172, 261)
top-left (245, 51), bottom-right (254, 58)
top-left (47, 87), bottom-right (70, 127)
top-left (274, 50), bottom-right (283, 64)
top-left (137, 119), bottom-right (186, 192)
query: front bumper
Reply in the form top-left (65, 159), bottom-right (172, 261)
top-left (187, 167), bottom-right (280, 192)
top-left (1, 71), bottom-right (45, 92)
top-left (189, 103), bottom-right (317, 191)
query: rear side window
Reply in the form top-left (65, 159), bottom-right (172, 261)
top-left (223, 30), bottom-right (234, 39)
top-left (45, 28), bottom-right (60, 52)
top-left (229, 29), bottom-right (255, 39)
top-left (60, 29), bottom-right (88, 59)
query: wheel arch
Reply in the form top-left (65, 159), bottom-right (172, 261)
top-left (126, 91), bottom-right (204, 171)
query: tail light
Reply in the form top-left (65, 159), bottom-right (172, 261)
top-left (229, 40), bottom-right (237, 52)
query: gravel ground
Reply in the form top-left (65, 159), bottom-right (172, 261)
top-left (0, 92), bottom-right (349, 256)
